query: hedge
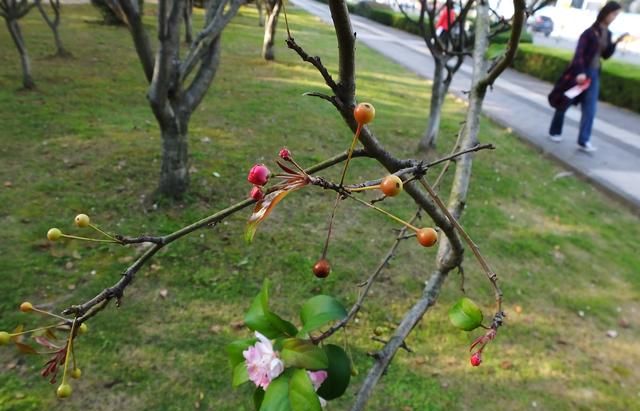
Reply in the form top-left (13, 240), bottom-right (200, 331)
top-left (511, 44), bottom-right (640, 113)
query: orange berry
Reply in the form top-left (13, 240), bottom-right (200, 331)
top-left (19, 302), bottom-right (33, 312)
top-left (354, 103), bottom-right (375, 125)
top-left (416, 228), bottom-right (438, 247)
top-left (312, 259), bottom-right (331, 278)
top-left (380, 175), bottom-right (403, 197)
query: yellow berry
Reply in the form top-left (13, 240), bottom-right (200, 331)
top-left (0, 331), bottom-right (11, 345)
top-left (47, 228), bottom-right (62, 241)
top-left (19, 302), bottom-right (33, 312)
top-left (74, 214), bottom-right (90, 228)
top-left (56, 383), bottom-right (72, 398)
top-left (71, 368), bottom-right (82, 379)
top-left (78, 323), bottom-right (88, 335)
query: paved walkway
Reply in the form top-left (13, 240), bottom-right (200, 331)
top-left (291, 0), bottom-right (640, 211)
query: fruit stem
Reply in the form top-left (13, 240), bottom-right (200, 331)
top-left (60, 234), bottom-right (119, 243)
top-left (349, 196), bottom-right (419, 232)
top-left (9, 323), bottom-right (63, 336)
top-left (32, 307), bottom-right (69, 322)
top-left (337, 123), bottom-right (362, 187)
top-left (348, 184), bottom-right (381, 192)
top-left (89, 224), bottom-right (119, 242)
top-left (61, 319), bottom-right (77, 385)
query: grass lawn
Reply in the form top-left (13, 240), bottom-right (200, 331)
top-left (1, 4), bottom-right (639, 411)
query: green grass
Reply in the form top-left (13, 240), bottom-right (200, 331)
top-left (1, 4), bottom-right (640, 411)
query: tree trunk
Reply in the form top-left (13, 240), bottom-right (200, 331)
top-left (158, 118), bottom-right (190, 199)
top-left (261, 0), bottom-right (281, 61)
top-left (184, 0), bottom-right (193, 44)
top-left (6, 19), bottom-right (35, 89)
top-left (257, 0), bottom-right (264, 27)
top-left (417, 58), bottom-right (449, 152)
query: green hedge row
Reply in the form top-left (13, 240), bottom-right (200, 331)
top-left (512, 44), bottom-right (640, 113)
top-left (349, 1), bottom-right (428, 35)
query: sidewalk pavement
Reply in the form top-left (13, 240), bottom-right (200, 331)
top-left (291, 0), bottom-right (640, 212)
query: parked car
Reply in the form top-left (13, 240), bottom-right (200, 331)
top-left (528, 15), bottom-right (554, 37)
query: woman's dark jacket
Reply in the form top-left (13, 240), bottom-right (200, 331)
top-left (548, 25), bottom-right (617, 110)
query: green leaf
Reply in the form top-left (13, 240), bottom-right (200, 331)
top-left (232, 362), bottom-right (250, 387)
top-left (280, 338), bottom-right (328, 370)
top-left (245, 279), bottom-right (298, 339)
top-left (289, 369), bottom-right (322, 411)
top-left (317, 344), bottom-right (351, 401)
top-left (226, 337), bottom-right (257, 368)
top-left (253, 388), bottom-right (265, 411)
top-left (299, 295), bottom-right (347, 335)
top-left (448, 297), bottom-right (484, 331)
top-left (260, 375), bottom-right (291, 411)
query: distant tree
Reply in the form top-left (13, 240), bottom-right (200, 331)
top-left (114, 0), bottom-right (245, 198)
top-left (0, 0), bottom-right (37, 89)
top-left (36, 0), bottom-right (71, 57)
top-left (261, 0), bottom-right (282, 60)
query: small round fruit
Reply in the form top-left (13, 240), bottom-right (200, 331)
top-left (20, 302), bottom-right (33, 313)
top-left (78, 323), bottom-right (88, 335)
top-left (380, 175), bottom-right (403, 197)
top-left (312, 259), bottom-right (331, 278)
top-left (71, 368), bottom-right (82, 379)
top-left (416, 228), bottom-right (438, 247)
top-left (56, 383), bottom-right (72, 398)
top-left (353, 102), bottom-right (375, 125)
top-left (0, 331), bottom-right (11, 345)
top-left (247, 164), bottom-right (271, 186)
top-left (47, 228), bottom-right (62, 241)
top-left (470, 352), bottom-right (482, 367)
top-left (74, 214), bottom-right (90, 228)
top-left (249, 186), bottom-right (264, 201)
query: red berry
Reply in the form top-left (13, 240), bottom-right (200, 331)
top-left (416, 228), bottom-right (438, 247)
top-left (312, 259), bottom-right (331, 278)
top-left (380, 175), bottom-right (403, 197)
top-left (247, 164), bottom-right (270, 186)
top-left (249, 186), bottom-right (264, 201)
top-left (353, 103), bottom-right (376, 125)
top-left (470, 352), bottom-right (482, 367)
top-left (279, 148), bottom-right (292, 160)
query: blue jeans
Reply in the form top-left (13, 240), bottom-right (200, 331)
top-left (549, 67), bottom-right (600, 146)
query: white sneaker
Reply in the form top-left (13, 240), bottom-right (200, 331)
top-left (578, 142), bottom-right (597, 152)
top-left (549, 134), bottom-right (563, 143)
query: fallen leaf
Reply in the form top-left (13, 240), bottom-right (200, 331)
top-left (618, 318), bottom-right (630, 329)
top-left (4, 181), bottom-right (13, 187)
top-left (159, 289), bottom-right (169, 299)
top-left (230, 320), bottom-right (244, 330)
top-left (209, 325), bottom-right (222, 334)
top-left (606, 330), bottom-right (618, 338)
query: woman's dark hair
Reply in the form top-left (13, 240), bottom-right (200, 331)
top-left (596, 1), bottom-right (622, 25)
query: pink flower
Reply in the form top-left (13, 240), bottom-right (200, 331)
top-left (307, 370), bottom-right (328, 390)
top-left (243, 332), bottom-right (284, 390)
top-left (307, 370), bottom-right (328, 407)
top-left (249, 186), bottom-right (264, 201)
top-left (248, 164), bottom-right (270, 186)
top-left (279, 148), bottom-right (292, 160)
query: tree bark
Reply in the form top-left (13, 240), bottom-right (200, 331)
top-left (418, 58), bottom-right (449, 152)
top-left (6, 19), bottom-right (34, 89)
top-left (158, 117), bottom-right (190, 199)
top-left (256, 0), bottom-right (264, 26)
top-left (261, 0), bottom-right (280, 60)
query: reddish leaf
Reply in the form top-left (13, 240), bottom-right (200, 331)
top-left (245, 180), bottom-right (307, 243)
top-left (276, 160), bottom-right (299, 175)
top-left (15, 342), bottom-right (37, 354)
top-left (34, 336), bottom-right (60, 350)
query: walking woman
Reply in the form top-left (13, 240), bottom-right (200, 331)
top-left (547, 1), bottom-right (628, 152)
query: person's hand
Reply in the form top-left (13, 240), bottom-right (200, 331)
top-left (615, 33), bottom-right (630, 44)
top-left (576, 73), bottom-right (587, 84)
